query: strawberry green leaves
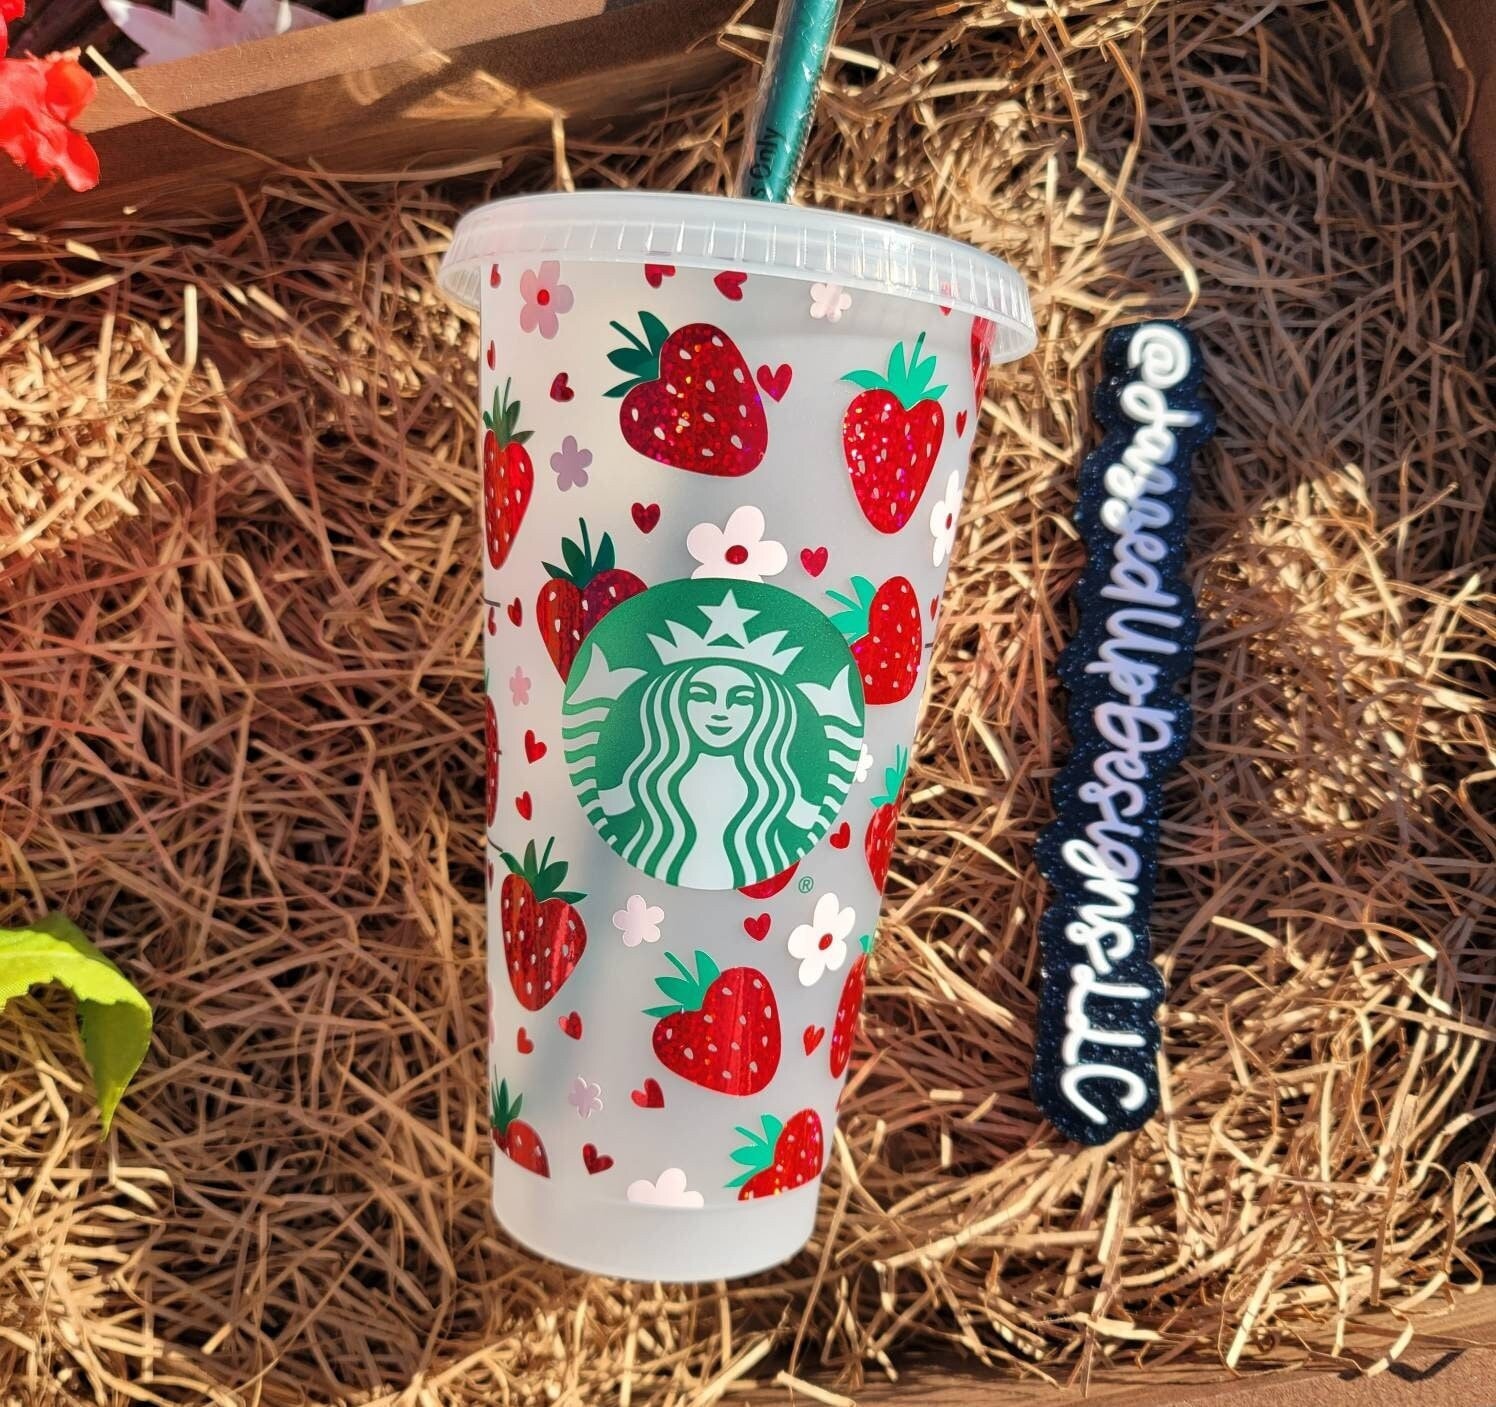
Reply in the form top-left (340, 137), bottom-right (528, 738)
top-left (483, 378), bottom-right (532, 448)
top-left (0, 914), bottom-right (151, 1132)
top-left (841, 331), bottom-right (947, 407)
top-left (499, 838), bottom-right (584, 905)
top-left (726, 1113), bottom-right (784, 1186)
top-left (604, 312), bottom-right (671, 397)
top-left (643, 949), bottom-right (720, 1018)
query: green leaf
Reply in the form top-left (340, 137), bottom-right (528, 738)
top-left (608, 348), bottom-right (646, 373)
top-left (594, 533), bottom-right (615, 576)
top-left (561, 535), bottom-right (588, 581)
top-left (637, 311), bottom-right (670, 352)
top-left (841, 370), bottom-right (886, 391)
top-left (0, 914), bottom-right (152, 1133)
top-left (603, 382), bottom-right (635, 399)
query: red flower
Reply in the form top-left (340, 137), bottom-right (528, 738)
top-left (0, 1), bottom-right (100, 192)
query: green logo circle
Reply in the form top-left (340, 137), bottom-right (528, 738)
top-left (561, 578), bottom-right (866, 890)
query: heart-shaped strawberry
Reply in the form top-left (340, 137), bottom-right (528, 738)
top-left (607, 314), bottom-right (766, 476)
top-left (524, 729), bottom-right (546, 763)
top-left (558, 1010), bottom-right (582, 1040)
top-left (800, 546), bottom-right (828, 578)
top-left (803, 1025), bottom-right (825, 1056)
top-left (644, 263), bottom-right (675, 288)
top-left (756, 363), bottom-right (792, 401)
top-left (550, 372), bottom-right (574, 402)
top-left (582, 1143), bottom-right (614, 1175)
top-left (516, 1027), bottom-right (534, 1054)
top-left (499, 839), bottom-right (587, 1011)
top-left (632, 501), bottom-right (661, 534)
top-left (829, 822), bottom-right (851, 850)
top-left (631, 1077), bottom-right (665, 1108)
top-left (714, 270), bottom-right (747, 300)
top-left (743, 913), bottom-right (771, 942)
top-left (515, 791), bottom-right (533, 820)
top-left (507, 598), bottom-right (522, 627)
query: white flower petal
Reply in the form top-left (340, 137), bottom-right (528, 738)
top-left (627, 1168), bottom-right (704, 1208)
top-left (686, 520), bottom-right (727, 567)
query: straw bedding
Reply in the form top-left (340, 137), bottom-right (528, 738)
top-left (1, 0), bottom-right (1493, 1402)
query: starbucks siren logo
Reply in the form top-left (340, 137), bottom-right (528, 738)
top-left (562, 579), bottom-right (866, 890)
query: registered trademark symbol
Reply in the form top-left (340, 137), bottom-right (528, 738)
top-left (797, 875), bottom-right (814, 894)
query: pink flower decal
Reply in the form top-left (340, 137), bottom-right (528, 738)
top-left (550, 435), bottom-right (592, 492)
top-left (518, 261), bottom-right (574, 339)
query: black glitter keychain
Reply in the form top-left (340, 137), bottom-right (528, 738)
top-left (1031, 321), bottom-right (1216, 1146)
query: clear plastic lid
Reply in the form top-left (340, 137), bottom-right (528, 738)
top-left (439, 191), bottom-right (1036, 363)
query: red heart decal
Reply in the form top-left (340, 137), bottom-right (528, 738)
top-left (485, 341), bottom-right (495, 370)
top-left (930, 596), bottom-right (940, 619)
top-left (582, 1143), bottom-right (614, 1175)
top-left (803, 1025), bottom-right (825, 1055)
top-left (550, 372), bottom-right (574, 402)
top-left (632, 502), bottom-right (661, 534)
top-left (756, 363), bottom-right (792, 401)
top-left (631, 1078), bottom-right (665, 1108)
top-left (939, 303), bottom-right (952, 316)
top-left (515, 792), bottom-right (533, 820)
top-left (524, 729), bottom-right (546, 763)
top-left (507, 598), bottom-right (522, 627)
top-left (516, 1027), bottom-right (534, 1054)
top-left (644, 263), bottom-right (676, 288)
top-left (800, 546), bottom-right (828, 577)
top-left (714, 270), bottom-right (747, 300)
top-left (829, 822), bottom-right (851, 849)
top-left (559, 1011), bottom-right (582, 1040)
top-left (743, 913), bottom-right (771, 942)
top-left (487, 606), bottom-right (497, 635)
top-left (956, 409), bottom-right (968, 437)
top-left (489, 265), bottom-right (501, 287)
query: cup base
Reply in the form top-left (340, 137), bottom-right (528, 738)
top-left (491, 1156), bottom-right (820, 1282)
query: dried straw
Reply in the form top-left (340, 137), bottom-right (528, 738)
top-left (1, 1), bottom-right (1493, 1403)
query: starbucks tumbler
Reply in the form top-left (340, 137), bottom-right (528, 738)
top-left (438, 192), bottom-right (1033, 1281)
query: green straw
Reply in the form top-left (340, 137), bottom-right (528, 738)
top-left (734, 0), bottom-right (843, 202)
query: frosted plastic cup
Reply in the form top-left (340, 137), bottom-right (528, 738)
top-left (438, 192), bottom-right (1033, 1281)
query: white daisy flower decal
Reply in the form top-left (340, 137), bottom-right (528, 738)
top-left (854, 741), bottom-right (874, 785)
top-left (613, 893), bottom-right (664, 948)
top-left (568, 1076), bottom-right (604, 1119)
top-left (929, 469), bottom-right (961, 566)
top-left (686, 505), bottom-right (788, 582)
top-left (786, 892), bottom-right (856, 988)
top-left (809, 282), bottom-right (852, 322)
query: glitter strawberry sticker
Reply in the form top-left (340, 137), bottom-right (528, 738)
top-left (727, 1109), bottom-right (824, 1200)
top-left (828, 934), bottom-right (873, 1079)
top-left (482, 378), bottom-right (534, 569)
top-left (865, 746), bottom-right (908, 890)
top-left (971, 315), bottom-right (996, 405)
top-left (484, 676), bottom-right (499, 827)
top-left (490, 1077), bottom-right (549, 1177)
top-left (605, 312), bottom-right (767, 476)
top-left (827, 574), bottom-right (923, 705)
top-left (841, 333), bottom-right (946, 533)
top-left (646, 949), bottom-right (781, 1096)
top-left (498, 838), bottom-right (587, 1010)
top-left (536, 518), bottom-right (647, 679)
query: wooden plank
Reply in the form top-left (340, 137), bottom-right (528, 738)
top-left (2, 0), bottom-right (752, 223)
top-left (803, 1288), bottom-right (1496, 1407)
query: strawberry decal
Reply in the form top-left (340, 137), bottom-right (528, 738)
top-left (490, 1077), bottom-right (549, 1177)
top-left (482, 378), bottom-right (534, 569)
top-left (605, 312), bottom-right (767, 476)
top-left (841, 332), bottom-right (946, 533)
top-left (828, 934), bottom-right (873, 1079)
top-left (537, 518), bottom-right (647, 679)
top-left (865, 746), bottom-right (908, 890)
top-left (727, 1109), bottom-right (824, 1200)
top-left (484, 678), bottom-right (499, 827)
top-left (646, 949), bottom-right (781, 1096)
top-left (498, 838), bottom-right (587, 1010)
top-left (971, 316), bottom-right (996, 406)
top-left (827, 575), bottom-right (923, 705)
